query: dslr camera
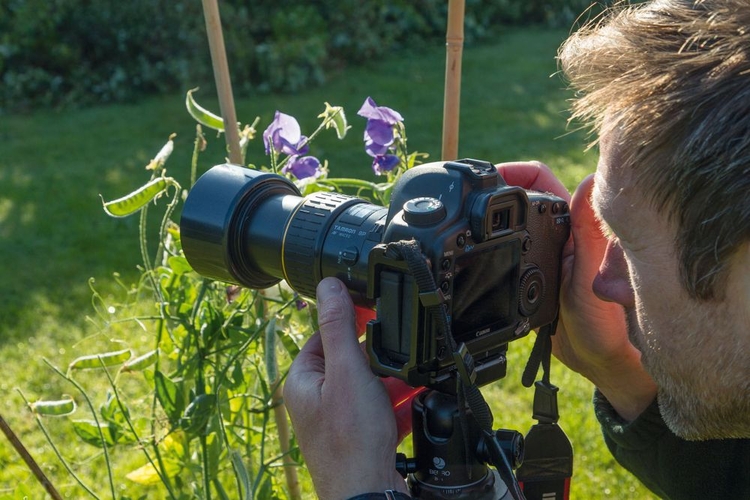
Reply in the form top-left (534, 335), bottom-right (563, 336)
top-left (180, 159), bottom-right (570, 393)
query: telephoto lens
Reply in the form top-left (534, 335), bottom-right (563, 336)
top-left (180, 163), bottom-right (387, 303)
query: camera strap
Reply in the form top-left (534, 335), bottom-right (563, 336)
top-left (384, 239), bottom-right (526, 500)
top-left (517, 324), bottom-right (574, 500)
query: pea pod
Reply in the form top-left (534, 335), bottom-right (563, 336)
top-left (101, 177), bottom-right (179, 218)
top-left (30, 397), bottom-right (77, 416)
top-left (186, 88), bottom-right (225, 132)
top-left (68, 349), bottom-right (132, 371)
top-left (120, 349), bottom-right (159, 373)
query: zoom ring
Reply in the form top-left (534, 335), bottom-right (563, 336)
top-left (282, 192), bottom-right (363, 298)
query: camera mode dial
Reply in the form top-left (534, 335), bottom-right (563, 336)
top-left (402, 197), bottom-right (447, 226)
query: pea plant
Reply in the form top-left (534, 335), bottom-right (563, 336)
top-left (21, 93), bottom-right (425, 499)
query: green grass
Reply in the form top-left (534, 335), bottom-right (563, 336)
top-left (0, 27), bottom-right (655, 498)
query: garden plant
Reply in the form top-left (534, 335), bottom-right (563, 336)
top-left (21, 92), bottom-right (427, 499)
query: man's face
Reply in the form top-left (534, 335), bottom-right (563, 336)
top-left (590, 131), bottom-right (750, 439)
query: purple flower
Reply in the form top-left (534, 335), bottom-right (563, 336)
top-left (358, 97), bottom-right (403, 156)
top-left (357, 97), bottom-right (403, 124)
top-left (282, 155), bottom-right (322, 180)
top-left (364, 120), bottom-right (395, 156)
top-left (372, 154), bottom-right (400, 175)
top-left (263, 111), bottom-right (309, 156)
top-left (357, 97), bottom-right (404, 175)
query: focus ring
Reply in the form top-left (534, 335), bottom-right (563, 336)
top-left (282, 192), bottom-right (364, 298)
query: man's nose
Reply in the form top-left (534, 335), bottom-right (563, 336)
top-left (592, 238), bottom-right (635, 307)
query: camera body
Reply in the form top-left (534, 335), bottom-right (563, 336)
top-left (180, 159), bottom-right (570, 392)
top-left (364, 159), bottom-right (570, 391)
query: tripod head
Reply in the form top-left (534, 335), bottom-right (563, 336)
top-left (396, 389), bottom-right (524, 500)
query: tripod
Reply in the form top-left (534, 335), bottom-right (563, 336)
top-left (396, 389), bottom-right (524, 500)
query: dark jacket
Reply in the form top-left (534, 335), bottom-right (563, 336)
top-left (594, 391), bottom-right (750, 499)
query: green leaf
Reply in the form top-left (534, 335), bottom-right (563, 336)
top-left (126, 459), bottom-right (181, 485)
top-left (180, 393), bottom-right (217, 435)
top-left (72, 419), bottom-right (116, 448)
top-left (100, 391), bottom-right (129, 427)
top-left (167, 255), bottom-right (193, 275)
top-left (186, 88), bottom-right (225, 132)
top-left (230, 450), bottom-right (252, 500)
top-left (318, 102), bottom-right (350, 139)
top-left (275, 328), bottom-right (300, 358)
top-left (154, 370), bottom-right (187, 425)
top-left (206, 431), bottom-right (222, 479)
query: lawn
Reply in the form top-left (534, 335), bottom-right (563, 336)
top-left (0, 28), bottom-right (656, 499)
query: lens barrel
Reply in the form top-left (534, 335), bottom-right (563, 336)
top-left (180, 164), bottom-right (387, 301)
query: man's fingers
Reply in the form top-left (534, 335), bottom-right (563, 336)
top-left (495, 161), bottom-right (571, 202)
top-left (570, 175), bottom-right (609, 279)
top-left (316, 278), bottom-right (371, 380)
top-left (284, 332), bottom-right (324, 414)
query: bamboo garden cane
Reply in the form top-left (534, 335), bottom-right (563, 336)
top-left (201, 0), bottom-right (243, 165)
top-left (200, 0), bottom-right (466, 497)
top-left (442, 0), bottom-right (466, 161)
top-left (200, 2), bottom-right (302, 499)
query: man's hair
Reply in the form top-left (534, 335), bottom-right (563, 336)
top-left (559, 0), bottom-right (750, 300)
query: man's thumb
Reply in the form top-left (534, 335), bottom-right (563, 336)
top-left (316, 278), bottom-right (370, 375)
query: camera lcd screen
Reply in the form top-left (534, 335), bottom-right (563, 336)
top-left (451, 240), bottom-right (520, 341)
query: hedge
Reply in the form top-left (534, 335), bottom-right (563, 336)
top-left (0, 0), bottom-right (605, 112)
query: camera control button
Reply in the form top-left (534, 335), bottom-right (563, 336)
top-left (522, 236), bottom-right (532, 253)
top-left (403, 197), bottom-right (446, 226)
top-left (340, 247), bottom-right (359, 266)
top-left (519, 267), bottom-right (545, 317)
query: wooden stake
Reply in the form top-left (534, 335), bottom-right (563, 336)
top-left (272, 382), bottom-right (302, 500)
top-left (442, 0), bottom-right (465, 161)
top-left (0, 413), bottom-right (63, 500)
top-left (201, 0), bottom-right (243, 165)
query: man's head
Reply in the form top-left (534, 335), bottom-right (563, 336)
top-left (559, 0), bottom-right (750, 300)
top-left (559, 0), bottom-right (750, 439)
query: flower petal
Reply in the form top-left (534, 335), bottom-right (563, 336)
top-left (364, 136), bottom-right (390, 157)
top-left (357, 97), bottom-right (403, 125)
top-left (365, 119), bottom-right (395, 148)
top-left (284, 155), bottom-right (322, 180)
top-left (372, 154), bottom-right (400, 175)
top-left (263, 111), bottom-right (305, 155)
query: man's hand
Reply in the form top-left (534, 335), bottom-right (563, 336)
top-left (496, 162), bottom-right (656, 421)
top-left (284, 277), bottom-right (410, 500)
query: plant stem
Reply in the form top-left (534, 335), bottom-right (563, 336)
top-left (43, 361), bottom-right (116, 499)
top-left (191, 124), bottom-right (206, 188)
top-left (101, 363), bottom-right (178, 500)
